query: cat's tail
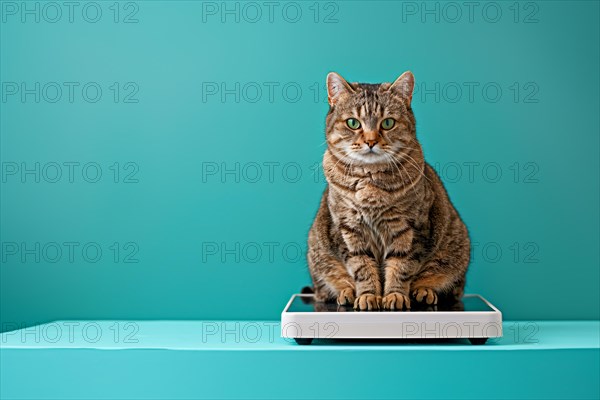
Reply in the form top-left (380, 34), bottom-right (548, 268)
top-left (301, 286), bottom-right (314, 294)
top-left (299, 286), bottom-right (315, 304)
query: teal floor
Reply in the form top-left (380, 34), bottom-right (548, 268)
top-left (2, 321), bottom-right (599, 399)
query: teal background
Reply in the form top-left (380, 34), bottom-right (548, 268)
top-left (1, 0), bottom-right (598, 330)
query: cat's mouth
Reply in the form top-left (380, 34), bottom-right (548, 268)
top-left (361, 146), bottom-right (384, 156)
top-left (348, 148), bottom-right (388, 164)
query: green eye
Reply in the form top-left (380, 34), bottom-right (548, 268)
top-left (381, 118), bottom-right (396, 130)
top-left (346, 118), bottom-right (361, 130)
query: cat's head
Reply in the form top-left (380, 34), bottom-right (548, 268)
top-left (325, 72), bottom-right (418, 166)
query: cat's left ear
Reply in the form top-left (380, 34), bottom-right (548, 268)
top-left (390, 71), bottom-right (415, 105)
top-left (327, 72), bottom-right (354, 106)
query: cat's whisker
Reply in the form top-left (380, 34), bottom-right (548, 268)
top-left (394, 154), bottom-right (419, 198)
top-left (331, 150), bottom-right (355, 181)
top-left (346, 158), bottom-right (356, 181)
top-left (393, 151), bottom-right (432, 184)
top-left (405, 155), bottom-right (432, 184)
top-left (384, 152), bottom-right (419, 198)
top-left (384, 153), bottom-right (402, 179)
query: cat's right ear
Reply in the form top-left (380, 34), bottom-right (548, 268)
top-left (327, 72), bottom-right (354, 106)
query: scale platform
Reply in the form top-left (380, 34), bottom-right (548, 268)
top-left (281, 293), bottom-right (502, 345)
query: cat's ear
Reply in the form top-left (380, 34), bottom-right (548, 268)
top-left (390, 71), bottom-right (415, 105)
top-left (327, 72), bottom-right (354, 106)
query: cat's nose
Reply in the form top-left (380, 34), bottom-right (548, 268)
top-left (366, 140), bottom-right (377, 149)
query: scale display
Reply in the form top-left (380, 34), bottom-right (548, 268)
top-left (286, 295), bottom-right (494, 313)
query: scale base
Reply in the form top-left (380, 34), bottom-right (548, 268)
top-left (282, 293), bottom-right (502, 345)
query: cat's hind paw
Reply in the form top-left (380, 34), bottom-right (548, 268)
top-left (336, 288), bottom-right (355, 306)
top-left (353, 293), bottom-right (382, 311)
top-left (382, 292), bottom-right (411, 311)
top-left (412, 287), bottom-right (438, 305)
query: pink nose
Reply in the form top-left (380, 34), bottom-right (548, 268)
top-left (366, 140), bottom-right (377, 149)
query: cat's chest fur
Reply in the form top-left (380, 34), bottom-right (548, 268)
top-left (334, 175), bottom-right (422, 262)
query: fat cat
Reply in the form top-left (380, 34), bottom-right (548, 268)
top-left (307, 71), bottom-right (470, 311)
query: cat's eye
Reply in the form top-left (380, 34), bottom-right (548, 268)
top-left (346, 118), bottom-right (361, 130)
top-left (381, 118), bottom-right (396, 130)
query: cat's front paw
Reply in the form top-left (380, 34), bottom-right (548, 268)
top-left (412, 287), bottom-right (438, 305)
top-left (353, 293), bottom-right (382, 311)
top-left (336, 287), bottom-right (355, 306)
top-left (382, 292), bottom-right (411, 311)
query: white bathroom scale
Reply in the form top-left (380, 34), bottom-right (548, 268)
top-left (281, 293), bottom-right (502, 345)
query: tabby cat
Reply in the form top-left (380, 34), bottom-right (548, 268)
top-left (307, 71), bottom-right (470, 311)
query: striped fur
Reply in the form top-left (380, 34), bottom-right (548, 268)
top-left (307, 72), bottom-right (470, 311)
